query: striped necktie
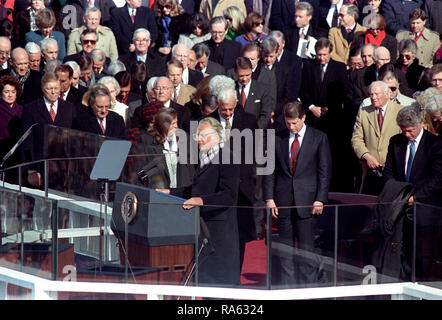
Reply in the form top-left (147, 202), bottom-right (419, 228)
top-left (49, 103), bottom-right (56, 122)
top-left (289, 134), bottom-right (300, 173)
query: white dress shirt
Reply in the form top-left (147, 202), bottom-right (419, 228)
top-left (288, 124), bottom-right (306, 157)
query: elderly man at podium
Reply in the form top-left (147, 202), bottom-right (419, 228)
top-left (157, 117), bottom-right (241, 287)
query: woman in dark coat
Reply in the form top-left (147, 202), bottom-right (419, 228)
top-left (354, 14), bottom-right (397, 61)
top-left (154, 0), bottom-right (191, 57)
top-left (0, 75), bottom-right (23, 183)
top-left (395, 38), bottom-right (428, 93)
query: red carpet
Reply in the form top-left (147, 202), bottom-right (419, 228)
top-left (240, 239), bottom-right (267, 287)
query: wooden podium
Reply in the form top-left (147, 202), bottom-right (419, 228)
top-left (111, 183), bottom-right (200, 284)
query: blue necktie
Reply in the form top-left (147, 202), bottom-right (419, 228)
top-left (406, 140), bottom-right (415, 182)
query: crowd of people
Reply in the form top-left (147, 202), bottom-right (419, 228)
top-left (0, 0), bottom-right (441, 287)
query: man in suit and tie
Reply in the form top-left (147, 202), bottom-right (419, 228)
top-left (120, 28), bottom-right (166, 78)
top-left (63, 0), bottom-right (116, 29)
top-left (270, 0), bottom-right (320, 32)
top-left (383, 105), bottom-right (442, 281)
top-left (192, 42), bottom-right (226, 77)
top-left (234, 57), bottom-right (274, 130)
top-left (260, 37), bottom-right (297, 132)
top-left (263, 101), bottom-right (332, 287)
top-left (64, 28), bottom-right (99, 63)
top-left (171, 44), bottom-right (204, 87)
top-left (0, 37), bottom-right (11, 71)
top-left (203, 16), bottom-right (242, 71)
top-left (72, 84), bottom-right (127, 140)
top-left (207, 86), bottom-right (259, 270)
top-left (328, 3), bottom-right (366, 65)
top-left (166, 58), bottom-right (196, 107)
top-left (109, 0), bottom-right (158, 55)
top-left (20, 72), bottom-right (77, 187)
top-left (300, 38), bottom-right (350, 191)
top-left (317, 0), bottom-right (344, 38)
top-left (283, 1), bottom-right (319, 60)
top-left (351, 81), bottom-right (404, 195)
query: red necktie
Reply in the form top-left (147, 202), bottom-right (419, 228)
top-left (289, 134), bottom-right (300, 173)
top-left (100, 119), bottom-right (105, 134)
top-left (347, 28), bottom-right (352, 34)
top-left (241, 86), bottom-right (246, 108)
top-left (61, 92), bottom-right (65, 100)
top-left (50, 103), bottom-right (56, 122)
top-left (88, 0), bottom-right (92, 6)
top-left (378, 109), bottom-right (384, 131)
top-left (131, 9), bottom-right (135, 24)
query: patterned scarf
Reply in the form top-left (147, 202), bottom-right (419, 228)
top-left (199, 141), bottom-right (224, 168)
top-left (10, 67), bottom-right (30, 89)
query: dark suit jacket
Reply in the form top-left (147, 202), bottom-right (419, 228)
top-left (300, 58), bottom-right (348, 133)
top-left (277, 48), bottom-right (302, 97)
top-left (171, 145), bottom-right (241, 286)
top-left (269, 0), bottom-right (320, 32)
top-left (64, 86), bottom-right (85, 114)
top-left (0, 69), bottom-right (42, 105)
top-left (262, 126), bottom-right (332, 218)
top-left (204, 60), bottom-right (226, 76)
top-left (72, 109), bottom-right (127, 140)
top-left (108, 4), bottom-right (158, 55)
top-left (203, 38), bottom-right (242, 70)
top-left (283, 24), bottom-right (320, 55)
top-left (384, 130), bottom-right (442, 208)
top-left (120, 51), bottom-right (167, 78)
top-left (21, 98), bottom-right (77, 165)
top-left (348, 63), bottom-right (413, 107)
top-left (236, 79), bottom-right (274, 129)
top-left (187, 68), bottom-right (204, 88)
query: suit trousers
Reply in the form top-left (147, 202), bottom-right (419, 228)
top-left (274, 209), bottom-right (321, 287)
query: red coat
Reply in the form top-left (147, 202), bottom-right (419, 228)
top-left (1, 0), bottom-right (14, 22)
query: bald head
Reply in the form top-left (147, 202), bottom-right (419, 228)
top-left (375, 46), bottom-right (390, 69)
top-left (0, 36), bottom-right (11, 66)
top-left (172, 44), bottom-right (190, 69)
top-left (11, 48), bottom-right (30, 76)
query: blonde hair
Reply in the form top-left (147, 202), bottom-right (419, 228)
top-left (223, 6), bottom-right (245, 31)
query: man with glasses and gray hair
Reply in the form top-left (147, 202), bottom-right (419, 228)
top-left (120, 28), bottom-right (166, 78)
top-left (203, 16), bottom-right (242, 70)
top-left (25, 42), bottom-right (42, 72)
top-left (0, 37), bottom-right (11, 70)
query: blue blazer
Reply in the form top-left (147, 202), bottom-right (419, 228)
top-left (25, 30), bottom-right (66, 62)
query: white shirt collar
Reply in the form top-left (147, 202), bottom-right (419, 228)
top-left (163, 100), bottom-right (171, 108)
top-left (289, 123), bottom-right (307, 150)
top-left (44, 97), bottom-right (58, 112)
top-left (182, 67), bottom-right (189, 85)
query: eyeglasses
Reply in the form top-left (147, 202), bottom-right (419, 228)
top-left (82, 39), bottom-right (97, 45)
top-left (135, 38), bottom-right (149, 43)
top-left (253, 22), bottom-right (264, 27)
top-left (401, 54), bottom-right (413, 60)
top-left (369, 28), bottom-right (383, 32)
top-left (389, 87), bottom-right (398, 92)
top-left (174, 54), bottom-right (189, 58)
top-left (193, 130), bottom-right (216, 140)
top-left (158, 4), bottom-right (173, 10)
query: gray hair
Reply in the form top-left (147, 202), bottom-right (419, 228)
top-left (268, 30), bottom-right (285, 44)
top-left (416, 87), bottom-right (441, 108)
top-left (344, 3), bottom-right (359, 21)
top-left (217, 87), bottom-right (238, 105)
top-left (154, 76), bottom-right (174, 89)
top-left (40, 38), bottom-right (58, 52)
top-left (106, 60), bottom-right (126, 76)
top-left (198, 117), bottom-right (225, 142)
top-left (88, 84), bottom-right (112, 107)
top-left (369, 80), bottom-right (390, 95)
top-left (192, 42), bottom-right (210, 59)
top-left (396, 105), bottom-right (423, 127)
top-left (90, 48), bottom-right (106, 62)
top-left (132, 28), bottom-right (150, 41)
top-left (361, 43), bottom-right (376, 54)
top-left (210, 16), bottom-right (228, 30)
top-left (209, 75), bottom-right (235, 98)
top-left (261, 37), bottom-right (280, 55)
top-left (98, 76), bottom-right (121, 95)
top-left (25, 42), bottom-right (41, 54)
top-left (424, 94), bottom-right (442, 114)
top-left (172, 43), bottom-right (190, 56)
top-left (84, 6), bottom-right (101, 18)
top-left (374, 46), bottom-right (390, 61)
top-left (295, 1), bottom-right (314, 17)
top-left (65, 60), bottom-right (80, 73)
top-left (146, 76), bottom-right (158, 94)
top-left (398, 39), bottom-right (417, 56)
top-left (44, 59), bottom-right (61, 73)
